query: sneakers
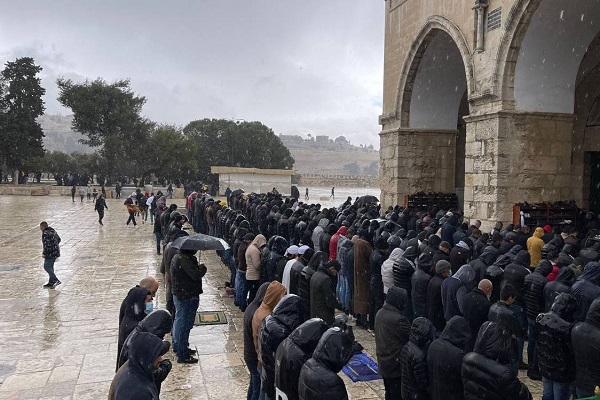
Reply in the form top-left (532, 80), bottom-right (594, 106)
top-left (43, 282), bottom-right (53, 288)
top-left (177, 355), bottom-right (198, 364)
top-left (52, 280), bottom-right (62, 288)
top-left (186, 348), bottom-right (197, 355)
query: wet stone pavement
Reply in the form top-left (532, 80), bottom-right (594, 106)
top-left (0, 195), bottom-right (542, 399)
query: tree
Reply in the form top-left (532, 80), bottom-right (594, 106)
top-left (0, 57), bottom-right (46, 184)
top-left (183, 119), bottom-right (294, 180)
top-left (139, 125), bottom-right (198, 183)
top-left (56, 78), bottom-right (153, 180)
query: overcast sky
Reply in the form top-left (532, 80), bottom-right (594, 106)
top-left (0, 1), bottom-right (385, 147)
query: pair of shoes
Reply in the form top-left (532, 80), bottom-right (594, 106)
top-left (519, 361), bottom-right (528, 370)
top-left (43, 282), bottom-right (53, 288)
top-left (52, 280), bottom-right (62, 288)
top-left (527, 370), bottom-right (542, 381)
top-left (177, 355), bottom-right (198, 364)
top-left (186, 348), bottom-right (197, 355)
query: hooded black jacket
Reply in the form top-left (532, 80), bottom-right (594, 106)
top-left (117, 287), bottom-right (150, 372)
top-left (461, 322), bottom-right (532, 400)
top-left (259, 294), bottom-right (306, 399)
top-left (400, 317), bottom-right (434, 400)
top-left (111, 332), bottom-right (168, 400)
top-left (571, 298), bottom-right (600, 392)
top-left (275, 318), bottom-right (329, 400)
top-left (501, 250), bottom-right (531, 305)
top-left (243, 282), bottom-right (270, 364)
top-left (524, 261), bottom-right (553, 320)
top-left (488, 301), bottom-right (526, 338)
top-left (310, 266), bottom-right (339, 325)
top-left (393, 246), bottom-right (418, 296)
top-left (571, 261), bottom-right (600, 322)
top-left (298, 327), bottom-right (354, 400)
top-left (411, 263), bottom-right (431, 319)
top-left (543, 267), bottom-right (575, 312)
top-left (427, 316), bottom-right (471, 400)
top-left (470, 246), bottom-right (498, 283)
top-left (461, 288), bottom-right (491, 353)
top-left (375, 287), bottom-right (411, 378)
top-left (535, 293), bottom-right (578, 382)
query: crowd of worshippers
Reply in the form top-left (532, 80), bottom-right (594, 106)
top-left (112, 188), bottom-right (600, 400)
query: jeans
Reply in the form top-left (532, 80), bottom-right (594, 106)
top-left (43, 257), bottom-right (58, 283)
top-left (235, 270), bottom-right (248, 310)
top-left (337, 274), bottom-right (350, 312)
top-left (173, 295), bottom-right (199, 359)
top-left (247, 280), bottom-right (260, 304)
top-left (527, 317), bottom-right (539, 372)
top-left (247, 360), bottom-right (261, 400)
top-left (510, 303), bottom-right (527, 363)
top-left (576, 387), bottom-right (594, 399)
top-left (542, 378), bottom-right (572, 400)
top-left (155, 232), bottom-right (163, 254)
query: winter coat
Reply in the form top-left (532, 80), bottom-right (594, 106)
top-left (527, 227), bottom-right (545, 268)
top-left (571, 298), bottom-right (600, 393)
top-left (461, 322), bottom-right (532, 400)
top-left (470, 246), bottom-right (498, 283)
top-left (501, 250), bottom-right (531, 305)
top-left (329, 226), bottom-right (348, 261)
top-left (450, 242), bottom-right (471, 275)
top-left (431, 249), bottom-right (450, 272)
top-left (524, 261), bottom-right (553, 320)
top-left (117, 309), bottom-right (172, 370)
top-left (110, 332), bottom-right (168, 400)
top-left (427, 316), bottom-right (471, 400)
top-left (117, 287), bottom-right (150, 372)
top-left (298, 262), bottom-right (317, 320)
top-left (312, 218), bottom-right (329, 251)
top-left (246, 234), bottom-right (267, 281)
top-left (543, 267), bottom-right (575, 312)
top-left (370, 249), bottom-right (387, 314)
top-left (275, 318), bottom-right (329, 400)
top-left (571, 261), bottom-right (600, 322)
top-left (310, 266), bottom-right (339, 324)
top-left (252, 281), bottom-right (287, 362)
top-left (41, 227), bottom-right (61, 259)
top-left (535, 293), bottom-right (578, 383)
top-left (244, 282), bottom-right (270, 364)
top-left (353, 238), bottom-right (372, 315)
top-left (298, 327), bottom-right (354, 400)
top-left (427, 273), bottom-right (447, 332)
top-left (170, 251), bottom-right (206, 300)
top-left (382, 248), bottom-right (403, 294)
top-left (289, 259), bottom-right (306, 296)
top-left (488, 301), bottom-right (525, 338)
top-left (442, 265), bottom-right (476, 321)
top-left (400, 317), bottom-right (434, 400)
top-left (441, 216), bottom-right (458, 247)
top-left (375, 287), bottom-right (411, 378)
top-left (393, 247), bottom-right (418, 296)
top-left (259, 294), bottom-right (306, 399)
top-left (461, 288), bottom-right (491, 353)
top-left (411, 264), bottom-right (431, 319)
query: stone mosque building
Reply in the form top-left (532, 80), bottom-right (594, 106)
top-left (379, 0), bottom-right (600, 228)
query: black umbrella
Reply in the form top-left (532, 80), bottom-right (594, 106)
top-left (171, 234), bottom-right (230, 251)
top-left (356, 195), bottom-right (379, 205)
top-left (231, 189), bottom-right (245, 197)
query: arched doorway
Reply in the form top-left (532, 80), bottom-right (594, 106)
top-left (391, 22), bottom-right (471, 205)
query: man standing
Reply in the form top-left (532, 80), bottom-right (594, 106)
top-left (40, 221), bottom-right (61, 288)
top-left (70, 185), bottom-right (76, 202)
top-left (95, 194), bottom-right (108, 225)
top-left (330, 186), bottom-right (335, 199)
top-left (170, 249), bottom-right (207, 363)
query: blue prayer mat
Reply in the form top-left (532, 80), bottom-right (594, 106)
top-left (342, 353), bottom-right (382, 382)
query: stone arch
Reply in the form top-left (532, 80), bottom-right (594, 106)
top-left (495, 0), bottom-right (600, 112)
top-left (395, 15), bottom-right (475, 128)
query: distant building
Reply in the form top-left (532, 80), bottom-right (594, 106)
top-left (211, 166), bottom-right (294, 195)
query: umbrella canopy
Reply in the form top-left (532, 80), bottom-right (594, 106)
top-left (231, 189), bottom-right (245, 197)
top-left (171, 234), bottom-right (230, 251)
top-left (356, 195), bottom-right (379, 205)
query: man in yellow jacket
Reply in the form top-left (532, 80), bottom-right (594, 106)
top-left (527, 227), bottom-right (545, 270)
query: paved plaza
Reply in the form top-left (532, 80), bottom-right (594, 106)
top-left (0, 195), bottom-right (542, 399)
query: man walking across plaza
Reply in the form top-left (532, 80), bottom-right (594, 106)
top-left (95, 194), bottom-right (108, 225)
top-left (40, 221), bottom-right (61, 288)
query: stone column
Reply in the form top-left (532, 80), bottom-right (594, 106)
top-left (380, 128), bottom-right (457, 209)
top-left (463, 111), bottom-right (575, 230)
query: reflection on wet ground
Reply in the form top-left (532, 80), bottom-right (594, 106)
top-left (0, 195), bottom-right (541, 399)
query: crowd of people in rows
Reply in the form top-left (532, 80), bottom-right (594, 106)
top-left (111, 187), bottom-right (600, 400)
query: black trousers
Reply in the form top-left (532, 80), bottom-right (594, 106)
top-left (383, 377), bottom-right (402, 400)
top-left (246, 280), bottom-right (260, 304)
top-left (126, 213), bottom-right (137, 225)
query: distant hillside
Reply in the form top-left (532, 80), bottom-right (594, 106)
top-left (38, 114), bottom-right (93, 154)
top-left (37, 114), bottom-right (380, 175)
top-left (279, 134), bottom-right (379, 176)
